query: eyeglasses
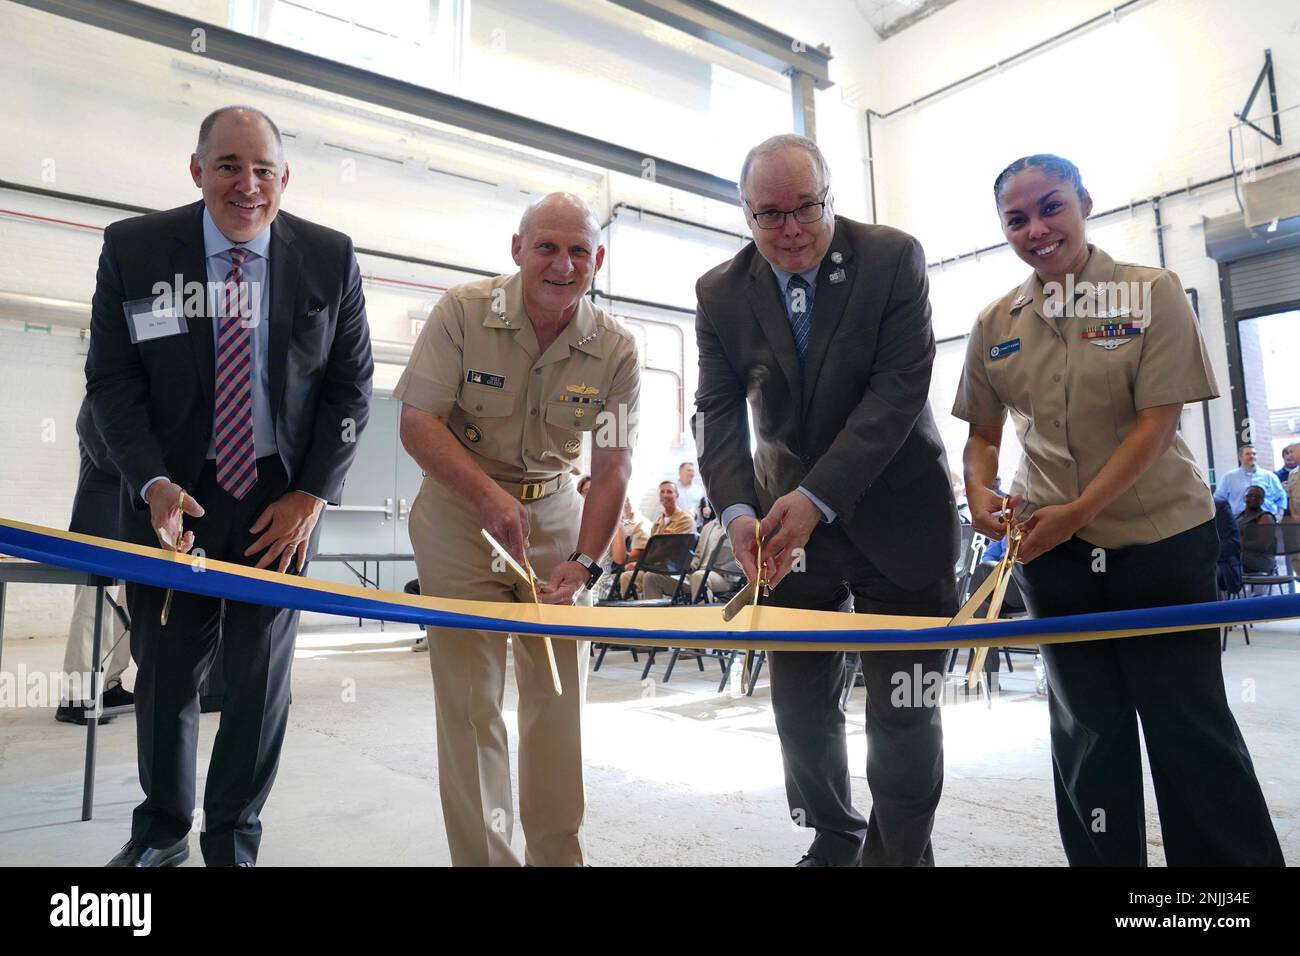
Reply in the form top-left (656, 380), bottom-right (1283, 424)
top-left (745, 189), bottom-right (831, 230)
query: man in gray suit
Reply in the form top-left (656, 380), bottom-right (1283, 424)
top-left (694, 134), bottom-right (959, 866)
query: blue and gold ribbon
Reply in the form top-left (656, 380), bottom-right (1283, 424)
top-left (2, 517), bottom-right (1298, 652)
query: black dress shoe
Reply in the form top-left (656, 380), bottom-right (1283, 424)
top-left (795, 853), bottom-right (829, 867)
top-left (101, 684), bottom-right (134, 708)
top-left (106, 836), bottom-right (190, 868)
top-left (55, 704), bottom-right (116, 726)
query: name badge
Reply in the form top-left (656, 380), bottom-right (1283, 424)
top-left (465, 369), bottom-right (506, 389)
top-left (123, 296), bottom-right (188, 344)
top-left (989, 338), bottom-right (1020, 360)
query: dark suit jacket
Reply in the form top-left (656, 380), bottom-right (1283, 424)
top-left (694, 216), bottom-right (958, 588)
top-left (70, 394), bottom-right (123, 539)
top-left (85, 201), bottom-right (373, 544)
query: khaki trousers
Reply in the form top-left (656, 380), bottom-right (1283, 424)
top-left (62, 584), bottom-right (130, 703)
top-left (409, 476), bottom-right (590, 867)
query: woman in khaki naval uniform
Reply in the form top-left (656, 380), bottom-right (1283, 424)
top-left (394, 194), bottom-right (639, 866)
top-left (953, 155), bottom-right (1283, 866)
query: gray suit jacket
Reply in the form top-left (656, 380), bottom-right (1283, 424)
top-left (693, 216), bottom-right (958, 588)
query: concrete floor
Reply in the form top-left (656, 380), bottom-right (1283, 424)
top-left (1, 620), bottom-right (1296, 866)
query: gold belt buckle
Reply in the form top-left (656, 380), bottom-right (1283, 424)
top-left (520, 481), bottom-right (545, 502)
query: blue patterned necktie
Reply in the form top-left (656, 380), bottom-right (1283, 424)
top-left (786, 274), bottom-right (812, 366)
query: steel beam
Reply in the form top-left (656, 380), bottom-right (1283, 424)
top-left (11, 0), bottom-right (740, 204)
top-left (607, 0), bottom-right (831, 89)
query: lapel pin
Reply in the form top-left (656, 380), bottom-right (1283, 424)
top-left (830, 251), bottom-right (843, 264)
top-left (829, 268), bottom-right (846, 284)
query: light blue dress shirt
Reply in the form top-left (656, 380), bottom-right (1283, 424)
top-left (140, 207), bottom-right (278, 501)
top-left (1213, 466), bottom-right (1288, 518)
top-left (719, 261), bottom-right (836, 533)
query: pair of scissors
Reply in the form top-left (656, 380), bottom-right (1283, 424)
top-left (952, 496), bottom-right (1025, 690)
top-left (159, 490), bottom-right (186, 626)
top-left (479, 529), bottom-right (563, 696)
top-left (721, 521), bottom-right (767, 623)
top-left (718, 524), bottom-right (769, 693)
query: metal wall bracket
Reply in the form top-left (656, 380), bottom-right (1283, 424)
top-left (1236, 49), bottom-right (1282, 147)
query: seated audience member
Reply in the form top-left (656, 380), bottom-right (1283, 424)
top-left (1236, 485), bottom-right (1277, 575)
top-left (613, 482), bottom-right (694, 597)
top-left (640, 514), bottom-right (743, 602)
top-left (649, 480), bottom-right (695, 536)
top-left (609, 496), bottom-right (653, 570)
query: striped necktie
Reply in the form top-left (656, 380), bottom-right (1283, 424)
top-left (213, 247), bottom-right (257, 499)
top-left (786, 274), bottom-right (812, 366)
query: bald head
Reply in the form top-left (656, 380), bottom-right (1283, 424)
top-left (196, 105), bottom-right (283, 164)
top-left (518, 192), bottom-right (601, 244)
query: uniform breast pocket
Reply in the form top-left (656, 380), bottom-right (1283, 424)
top-left (985, 354), bottom-right (1033, 418)
top-left (1098, 339), bottom-right (1142, 394)
top-left (544, 399), bottom-right (603, 433)
top-left (457, 383), bottom-right (516, 418)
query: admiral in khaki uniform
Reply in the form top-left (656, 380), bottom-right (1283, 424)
top-left (395, 193), bottom-right (639, 866)
top-left (954, 154), bottom-right (1282, 866)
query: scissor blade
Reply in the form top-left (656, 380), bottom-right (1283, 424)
top-left (722, 578), bottom-right (760, 622)
top-left (479, 529), bottom-right (532, 588)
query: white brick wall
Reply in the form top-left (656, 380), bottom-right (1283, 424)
top-left (0, 324), bottom-right (88, 638)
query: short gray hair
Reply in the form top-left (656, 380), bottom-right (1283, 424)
top-left (196, 105), bottom-right (284, 162)
top-left (738, 134), bottom-right (831, 202)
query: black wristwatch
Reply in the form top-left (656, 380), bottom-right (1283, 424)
top-left (567, 552), bottom-right (602, 589)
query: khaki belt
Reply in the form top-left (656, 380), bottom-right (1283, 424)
top-left (493, 474), bottom-right (565, 502)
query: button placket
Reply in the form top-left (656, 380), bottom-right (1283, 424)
top-left (526, 363), bottom-right (543, 463)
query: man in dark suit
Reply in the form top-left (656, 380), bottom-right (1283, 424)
top-left (86, 105), bottom-right (373, 867)
top-left (694, 134), bottom-right (959, 866)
